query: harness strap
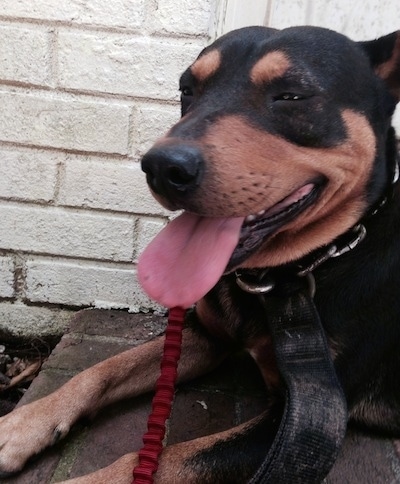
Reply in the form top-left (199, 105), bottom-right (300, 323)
top-left (249, 274), bottom-right (347, 483)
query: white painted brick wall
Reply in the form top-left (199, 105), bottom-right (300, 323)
top-left (58, 32), bottom-right (202, 100)
top-left (0, 24), bottom-right (53, 86)
top-left (0, 302), bottom-right (71, 338)
top-left (0, 0), bottom-right (213, 338)
top-left (59, 157), bottom-right (170, 216)
top-left (0, 256), bottom-right (14, 298)
top-left (0, 147), bottom-right (60, 202)
top-left (0, 91), bottom-right (131, 154)
top-left (25, 259), bottom-right (156, 312)
top-left (0, 1), bottom-right (147, 29)
top-left (134, 104), bottom-right (180, 155)
top-left (0, 204), bottom-right (135, 261)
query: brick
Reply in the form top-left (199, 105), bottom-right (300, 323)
top-left (47, 337), bottom-right (134, 372)
top-left (18, 370), bottom-right (73, 405)
top-left (168, 388), bottom-right (236, 444)
top-left (67, 309), bottom-right (166, 341)
top-left (0, 91), bottom-right (130, 154)
top-left (0, 0), bottom-right (146, 29)
top-left (0, 256), bottom-right (14, 298)
top-left (58, 31), bottom-right (203, 99)
top-left (0, 147), bottom-right (60, 202)
top-left (0, 301), bottom-right (71, 338)
top-left (151, 0), bottom-right (212, 36)
top-left (0, 203), bottom-right (135, 262)
top-left (0, 25), bottom-right (52, 86)
top-left (26, 259), bottom-right (160, 311)
top-left (66, 396), bottom-right (152, 480)
top-left (134, 103), bottom-right (179, 155)
top-left (58, 156), bottom-right (171, 216)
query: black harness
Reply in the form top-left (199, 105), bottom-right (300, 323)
top-left (236, 155), bottom-right (400, 483)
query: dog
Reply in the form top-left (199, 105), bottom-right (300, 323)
top-left (0, 25), bottom-right (399, 483)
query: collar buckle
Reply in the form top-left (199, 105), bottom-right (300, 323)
top-left (235, 269), bottom-right (316, 298)
top-left (235, 269), bottom-right (275, 295)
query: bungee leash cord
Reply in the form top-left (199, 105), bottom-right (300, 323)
top-left (132, 306), bottom-right (186, 484)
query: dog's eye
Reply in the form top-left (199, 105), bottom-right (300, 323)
top-left (180, 87), bottom-right (194, 117)
top-left (274, 93), bottom-right (304, 101)
top-left (181, 87), bottom-right (194, 97)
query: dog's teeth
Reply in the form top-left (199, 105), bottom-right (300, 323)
top-left (246, 210), bottom-right (266, 223)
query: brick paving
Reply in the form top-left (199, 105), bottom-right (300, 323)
top-left (1, 308), bottom-right (400, 483)
top-left (1, 309), bottom-right (268, 483)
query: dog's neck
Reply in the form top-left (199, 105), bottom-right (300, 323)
top-left (301, 143), bottom-right (400, 273)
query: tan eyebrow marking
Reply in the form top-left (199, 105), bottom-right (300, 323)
top-left (190, 49), bottom-right (221, 82)
top-left (250, 51), bottom-right (291, 85)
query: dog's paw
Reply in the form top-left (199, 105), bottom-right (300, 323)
top-left (0, 398), bottom-right (70, 474)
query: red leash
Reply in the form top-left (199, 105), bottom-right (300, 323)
top-left (132, 306), bottom-right (186, 483)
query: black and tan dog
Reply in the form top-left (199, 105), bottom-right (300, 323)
top-left (1, 25), bottom-right (400, 483)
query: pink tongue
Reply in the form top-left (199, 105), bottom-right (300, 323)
top-left (138, 212), bottom-right (244, 308)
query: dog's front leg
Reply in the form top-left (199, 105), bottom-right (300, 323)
top-left (0, 325), bottom-right (227, 476)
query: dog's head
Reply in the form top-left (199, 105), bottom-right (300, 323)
top-left (139, 26), bottom-right (400, 307)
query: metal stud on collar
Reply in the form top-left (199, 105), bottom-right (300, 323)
top-left (297, 224), bottom-right (367, 274)
top-left (330, 224), bottom-right (366, 258)
top-left (393, 159), bottom-right (399, 185)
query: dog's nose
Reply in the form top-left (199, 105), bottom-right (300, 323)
top-left (141, 144), bottom-right (204, 199)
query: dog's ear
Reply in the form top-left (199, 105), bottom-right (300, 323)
top-left (359, 31), bottom-right (400, 101)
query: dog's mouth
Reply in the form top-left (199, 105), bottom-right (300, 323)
top-left (227, 181), bottom-right (322, 270)
top-left (138, 181), bottom-right (322, 309)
